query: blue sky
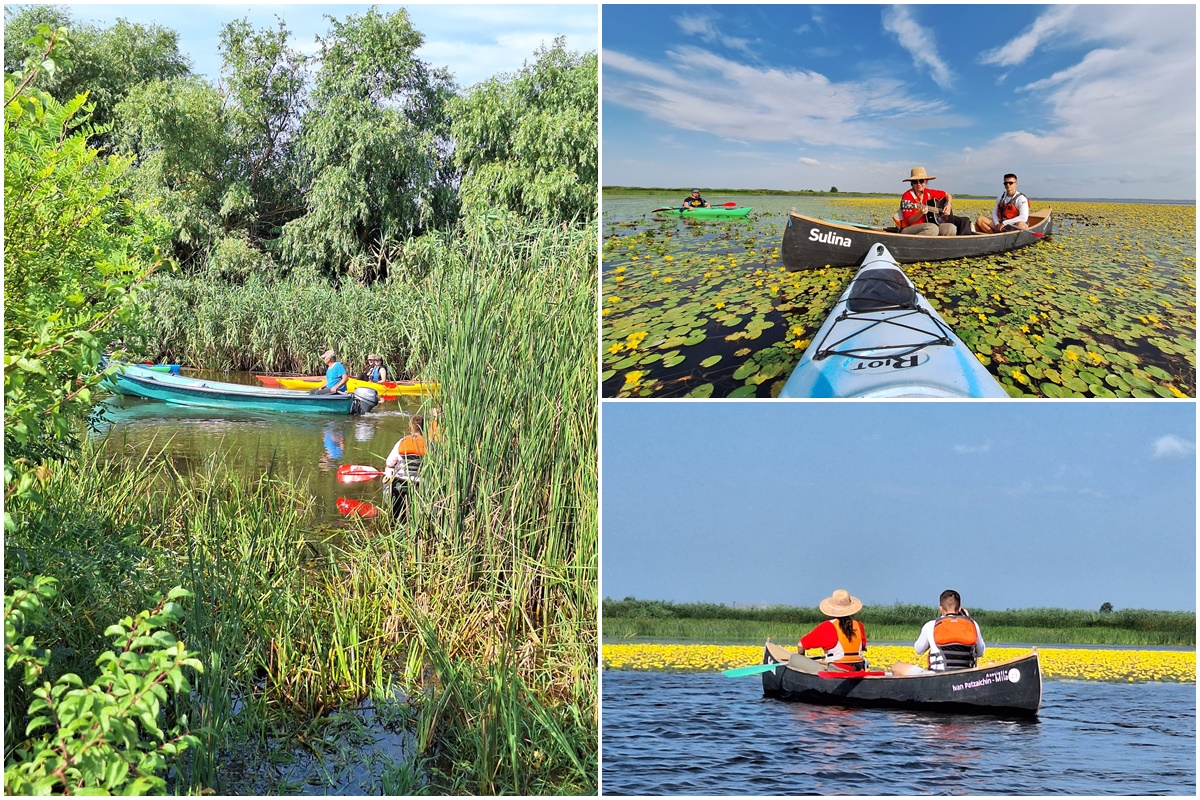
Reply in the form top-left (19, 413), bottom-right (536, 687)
top-left (602, 5), bottom-right (1196, 200)
top-left (601, 402), bottom-right (1196, 612)
top-left (50, 3), bottom-right (598, 89)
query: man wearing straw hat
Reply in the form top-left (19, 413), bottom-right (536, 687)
top-left (895, 167), bottom-right (970, 236)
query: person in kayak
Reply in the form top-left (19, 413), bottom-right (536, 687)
top-left (895, 167), bottom-right (970, 236)
top-left (914, 589), bottom-right (986, 671)
top-left (311, 349), bottom-right (349, 394)
top-left (682, 189), bottom-right (710, 209)
top-left (975, 174), bottom-right (1030, 233)
top-left (383, 413), bottom-right (428, 518)
top-left (794, 589), bottom-right (868, 671)
top-left (358, 354), bottom-right (389, 383)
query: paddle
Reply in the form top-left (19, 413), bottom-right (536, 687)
top-left (722, 662), bottom-right (785, 677)
top-left (336, 464), bottom-right (384, 482)
top-left (651, 202), bottom-right (740, 213)
top-left (336, 497), bottom-right (382, 518)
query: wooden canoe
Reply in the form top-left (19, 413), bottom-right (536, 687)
top-left (760, 643), bottom-right (1042, 718)
top-left (781, 208), bottom-right (1053, 268)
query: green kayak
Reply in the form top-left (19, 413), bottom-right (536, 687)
top-left (658, 206), bottom-right (752, 218)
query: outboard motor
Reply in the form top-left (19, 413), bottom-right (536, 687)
top-left (350, 387), bottom-right (379, 415)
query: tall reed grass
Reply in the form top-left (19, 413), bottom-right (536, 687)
top-left (6, 217), bottom-right (598, 794)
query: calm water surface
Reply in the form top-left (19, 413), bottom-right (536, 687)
top-left (90, 371), bottom-right (426, 524)
top-left (602, 671), bottom-right (1195, 795)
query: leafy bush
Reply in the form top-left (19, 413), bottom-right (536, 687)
top-left (4, 578), bottom-right (205, 795)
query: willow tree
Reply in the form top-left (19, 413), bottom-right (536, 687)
top-left (280, 7), bottom-right (457, 283)
top-left (451, 39), bottom-right (597, 225)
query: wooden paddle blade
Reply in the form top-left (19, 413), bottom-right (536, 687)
top-left (722, 662), bottom-right (784, 677)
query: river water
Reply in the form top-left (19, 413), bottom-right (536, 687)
top-left (89, 371), bottom-right (427, 525)
top-left (601, 670), bottom-right (1195, 795)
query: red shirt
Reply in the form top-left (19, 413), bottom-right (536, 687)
top-left (898, 187), bottom-right (947, 227)
top-left (799, 619), bottom-right (868, 653)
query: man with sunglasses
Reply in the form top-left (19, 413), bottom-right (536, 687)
top-left (976, 174), bottom-right (1030, 233)
top-left (895, 166), bottom-right (966, 235)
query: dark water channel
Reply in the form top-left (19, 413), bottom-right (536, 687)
top-left (602, 671), bottom-right (1195, 795)
top-left (90, 370), bottom-right (427, 525)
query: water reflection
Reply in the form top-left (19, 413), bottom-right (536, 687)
top-left (91, 376), bottom-right (422, 524)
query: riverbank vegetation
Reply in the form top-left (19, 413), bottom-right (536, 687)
top-left (602, 644), bottom-right (1196, 683)
top-left (603, 599), bottom-right (1196, 647)
top-left (5, 8), bottom-right (597, 794)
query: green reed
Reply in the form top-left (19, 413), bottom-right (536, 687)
top-left (7, 217), bottom-right (598, 794)
top-left (603, 616), bottom-right (1195, 647)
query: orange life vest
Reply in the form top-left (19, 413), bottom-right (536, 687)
top-left (828, 619), bottom-right (866, 667)
top-left (395, 434), bottom-right (427, 457)
top-left (932, 614), bottom-right (978, 670)
top-left (996, 192), bottom-right (1027, 221)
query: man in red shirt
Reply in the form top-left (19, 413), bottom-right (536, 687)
top-left (895, 166), bottom-right (965, 236)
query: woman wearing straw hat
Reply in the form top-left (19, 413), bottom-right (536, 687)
top-left (794, 589), bottom-right (869, 671)
top-left (895, 167), bottom-right (965, 236)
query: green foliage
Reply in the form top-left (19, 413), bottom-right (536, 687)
top-left (111, 76), bottom-right (228, 269)
top-left (4, 6), bottom-right (189, 134)
top-left (452, 39), bottom-right (597, 225)
top-left (280, 7), bottom-right (458, 281)
top-left (4, 578), bottom-right (205, 795)
top-left (4, 36), bottom-right (169, 528)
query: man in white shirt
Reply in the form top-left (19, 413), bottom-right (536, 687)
top-left (913, 589), bottom-right (987, 671)
top-left (975, 174), bottom-right (1030, 233)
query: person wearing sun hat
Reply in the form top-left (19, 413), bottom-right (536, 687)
top-left (895, 167), bottom-right (968, 236)
top-left (315, 349), bottom-right (349, 394)
top-left (793, 589), bottom-right (868, 671)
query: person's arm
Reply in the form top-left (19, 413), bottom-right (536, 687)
top-left (798, 621), bottom-right (835, 654)
top-left (913, 620), bottom-right (933, 655)
top-left (973, 620), bottom-right (986, 657)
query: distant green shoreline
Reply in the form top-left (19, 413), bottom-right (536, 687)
top-left (603, 599), bottom-right (1196, 647)
top-left (602, 186), bottom-right (1196, 204)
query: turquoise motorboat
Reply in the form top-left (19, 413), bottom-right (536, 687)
top-left (104, 363), bottom-right (379, 415)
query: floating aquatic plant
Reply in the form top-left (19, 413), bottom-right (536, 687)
top-left (602, 196), bottom-right (1195, 398)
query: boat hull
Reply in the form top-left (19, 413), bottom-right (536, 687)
top-left (762, 648), bottom-right (1042, 718)
top-left (276, 376), bottom-right (437, 396)
top-left (659, 206), bottom-right (753, 218)
top-left (779, 243), bottom-right (1010, 398)
top-left (782, 209), bottom-right (1052, 268)
top-left (106, 364), bottom-right (360, 414)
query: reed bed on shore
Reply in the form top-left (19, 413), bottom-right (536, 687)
top-left (6, 219), bottom-right (598, 794)
top-left (602, 643), bottom-right (1196, 683)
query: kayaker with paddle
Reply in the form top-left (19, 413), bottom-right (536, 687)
top-left (682, 189), bottom-right (709, 209)
top-left (913, 589), bottom-right (986, 671)
top-left (975, 174), bottom-right (1030, 233)
top-left (895, 167), bottom-right (969, 236)
top-left (311, 349), bottom-right (349, 395)
top-left (382, 413), bottom-right (428, 518)
top-left (792, 589), bottom-right (869, 672)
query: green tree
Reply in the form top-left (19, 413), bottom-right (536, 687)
top-left (280, 7), bottom-right (458, 283)
top-left (111, 76), bottom-right (228, 271)
top-left (217, 17), bottom-right (307, 244)
top-left (451, 39), bottom-right (597, 225)
top-left (4, 25), bottom-right (168, 527)
top-left (4, 6), bottom-right (190, 136)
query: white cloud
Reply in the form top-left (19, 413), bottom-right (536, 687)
top-left (675, 13), bottom-right (756, 57)
top-left (882, 6), bottom-right (954, 90)
top-left (966, 6), bottom-right (1195, 199)
top-left (798, 157), bottom-right (820, 166)
top-left (602, 46), bottom-right (949, 146)
top-left (1152, 435), bottom-right (1195, 460)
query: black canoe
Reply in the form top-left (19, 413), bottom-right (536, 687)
top-left (760, 645), bottom-right (1042, 718)
top-left (781, 208), bottom-right (1053, 269)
